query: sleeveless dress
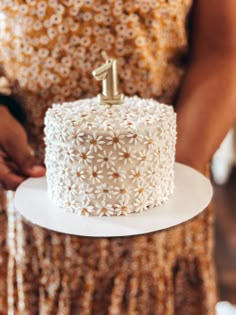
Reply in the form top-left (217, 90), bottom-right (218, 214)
top-left (0, 1), bottom-right (217, 314)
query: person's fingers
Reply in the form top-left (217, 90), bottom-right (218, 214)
top-left (24, 165), bottom-right (46, 177)
top-left (0, 116), bottom-right (45, 177)
top-left (0, 159), bottom-right (25, 190)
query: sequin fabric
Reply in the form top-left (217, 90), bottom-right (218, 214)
top-left (0, 1), bottom-right (217, 314)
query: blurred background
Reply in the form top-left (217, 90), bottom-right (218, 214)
top-left (212, 128), bottom-right (236, 306)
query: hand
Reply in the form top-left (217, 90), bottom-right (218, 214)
top-left (0, 106), bottom-right (45, 190)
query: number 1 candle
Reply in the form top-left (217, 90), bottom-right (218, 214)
top-left (92, 52), bottom-right (124, 105)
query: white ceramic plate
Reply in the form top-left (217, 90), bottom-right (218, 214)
top-left (14, 163), bottom-right (213, 237)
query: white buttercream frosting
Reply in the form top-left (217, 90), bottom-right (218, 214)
top-left (44, 96), bottom-right (176, 216)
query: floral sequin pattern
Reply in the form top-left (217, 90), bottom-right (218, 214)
top-left (45, 96), bottom-right (177, 216)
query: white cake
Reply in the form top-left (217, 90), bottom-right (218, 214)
top-left (44, 96), bottom-right (176, 216)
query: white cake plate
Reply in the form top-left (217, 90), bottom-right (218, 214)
top-left (14, 163), bottom-right (213, 237)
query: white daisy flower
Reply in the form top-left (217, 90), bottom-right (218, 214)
top-left (55, 146), bottom-right (64, 160)
top-left (89, 165), bottom-right (103, 184)
top-left (108, 167), bottom-right (126, 183)
top-left (148, 194), bottom-right (160, 208)
top-left (102, 121), bottom-right (114, 131)
top-left (134, 196), bottom-right (148, 213)
top-left (71, 167), bottom-right (86, 183)
top-left (78, 149), bottom-right (93, 166)
top-left (144, 131), bottom-right (156, 147)
top-left (96, 200), bottom-right (114, 216)
top-left (115, 198), bottom-right (131, 216)
top-left (126, 132), bottom-right (142, 144)
top-left (62, 198), bottom-right (79, 213)
top-left (135, 150), bottom-right (149, 165)
top-left (61, 180), bottom-right (78, 197)
top-left (120, 119), bottom-right (134, 129)
top-left (129, 167), bottom-right (143, 183)
top-left (152, 148), bottom-right (161, 163)
top-left (106, 131), bottom-right (125, 150)
top-left (118, 147), bottom-right (133, 165)
top-left (95, 183), bottom-right (113, 199)
top-left (134, 183), bottom-right (149, 198)
top-left (83, 121), bottom-right (95, 130)
top-left (64, 148), bottom-right (76, 162)
top-left (69, 130), bottom-right (85, 145)
top-left (146, 166), bottom-right (159, 184)
top-left (144, 116), bottom-right (156, 125)
top-left (80, 200), bottom-right (94, 216)
top-left (87, 133), bottom-right (105, 152)
top-left (59, 167), bottom-right (71, 179)
top-left (97, 151), bottom-right (116, 169)
top-left (81, 184), bottom-right (95, 200)
top-left (113, 184), bottom-right (128, 197)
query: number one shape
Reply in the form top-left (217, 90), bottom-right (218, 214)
top-left (92, 52), bottom-right (124, 105)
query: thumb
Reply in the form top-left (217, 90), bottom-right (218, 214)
top-left (23, 163), bottom-right (46, 178)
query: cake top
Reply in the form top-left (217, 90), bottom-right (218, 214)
top-left (45, 96), bottom-right (174, 135)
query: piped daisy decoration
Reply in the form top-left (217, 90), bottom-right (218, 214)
top-left (95, 183), bottom-right (113, 199)
top-left (144, 131), bottom-right (156, 147)
top-left (134, 196), bottom-right (148, 213)
top-left (108, 167), bottom-right (126, 183)
top-left (69, 130), bottom-right (85, 145)
top-left (97, 151), bottom-right (116, 169)
top-left (152, 147), bottom-right (162, 163)
top-left (60, 179), bottom-right (77, 197)
top-left (146, 166), bottom-right (158, 184)
top-left (148, 194), bottom-right (160, 208)
top-left (126, 131), bottom-right (142, 144)
top-left (114, 198), bottom-right (130, 216)
top-left (57, 166), bottom-right (71, 179)
top-left (60, 127), bottom-right (72, 142)
top-left (81, 184), bottom-right (95, 200)
top-left (71, 167), bottom-right (86, 184)
top-left (118, 147), bottom-right (133, 165)
top-left (114, 184), bottom-right (128, 198)
top-left (135, 150), bottom-right (149, 165)
top-left (89, 165), bottom-right (104, 184)
top-left (106, 131), bottom-right (125, 150)
top-left (64, 148), bottom-right (76, 162)
top-left (129, 167), bottom-right (142, 184)
top-left (62, 198), bottom-right (79, 213)
top-left (96, 200), bottom-right (114, 216)
top-left (78, 149), bottom-right (93, 166)
top-left (144, 116), bottom-right (156, 125)
top-left (83, 121), bottom-right (95, 130)
top-left (120, 119), bottom-right (134, 129)
top-left (134, 182), bottom-right (149, 198)
top-left (87, 133), bottom-right (105, 152)
top-left (102, 120), bottom-right (114, 131)
top-left (80, 200), bottom-right (94, 216)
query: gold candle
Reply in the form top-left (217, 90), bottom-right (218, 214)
top-left (92, 52), bottom-right (124, 105)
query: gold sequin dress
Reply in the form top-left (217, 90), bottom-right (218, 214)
top-left (0, 1), bottom-right (217, 314)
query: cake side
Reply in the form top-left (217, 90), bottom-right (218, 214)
top-left (44, 96), bottom-right (176, 216)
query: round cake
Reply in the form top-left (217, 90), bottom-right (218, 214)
top-left (44, 96), bottom-right (176, 216)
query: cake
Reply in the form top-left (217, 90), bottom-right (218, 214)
top-left (44, 96), bottom-right (176, 216)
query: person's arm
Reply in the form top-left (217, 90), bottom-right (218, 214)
top-left (176, 0), bottom-right (236, 173)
